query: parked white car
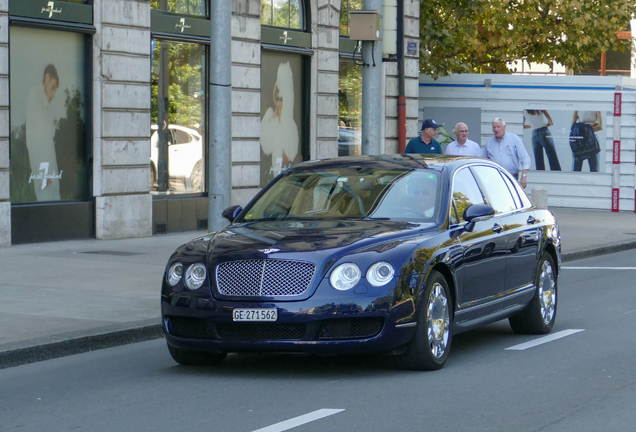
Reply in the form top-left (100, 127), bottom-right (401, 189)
top-left (150, 125), bottom-right (204, 192)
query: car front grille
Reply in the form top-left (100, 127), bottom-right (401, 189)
top-left (319, 318), bottom-right (384, 340)
top-left (215, 323), bottom-right (306, 341)
top-left (166, 316), bottom-right (384, 342)
top-left (216, 259), bottom-right (316, 297)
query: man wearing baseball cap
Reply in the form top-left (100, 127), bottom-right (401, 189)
top-left (404, 119), bottom-right (443, 154)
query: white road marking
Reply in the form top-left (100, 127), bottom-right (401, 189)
top-left (505, 329), bottom-right (585, 351)
top-left (252, 409), bottom-right (345, 432)
top-left (562, 267), bottom-right (636, 270)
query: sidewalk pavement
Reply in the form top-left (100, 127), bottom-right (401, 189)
top-left (1, 207), bottom-right (635, 369)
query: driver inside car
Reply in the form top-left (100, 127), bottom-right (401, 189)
top-left (405, 173), bottom-right (437, 218)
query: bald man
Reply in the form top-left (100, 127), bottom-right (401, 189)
top-left (445, 122), bottom-right (482, 157)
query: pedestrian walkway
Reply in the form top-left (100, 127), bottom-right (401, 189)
top-left (1, 207), bottom-right (635, 368)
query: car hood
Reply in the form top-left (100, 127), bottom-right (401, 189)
top-left (207, 219), bottom-right (435, 264)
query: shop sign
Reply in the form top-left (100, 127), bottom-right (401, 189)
top-left (10, 0), bottom-right (92, 25)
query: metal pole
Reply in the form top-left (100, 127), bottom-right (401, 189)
top-left (208, 0), bottom-right (232, 232)
top-left (397, 0), bottom-right (407, 153)
top-left (361, 0), bottom-right (383, 155)
top-left (157, 0), bottom-right (169, 191)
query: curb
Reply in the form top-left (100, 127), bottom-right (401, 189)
top-left (3, 241), bottom-right (636, 370)
top-left (0, 320), bottom-right (163, 370)
top-left (561, 240), bottom-right (636, 263)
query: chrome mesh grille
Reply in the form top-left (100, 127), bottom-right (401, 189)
top-left (216, 259), bottom-right (316, 297)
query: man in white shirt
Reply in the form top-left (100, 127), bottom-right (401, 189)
top-left (445, 122), bottom-right (482, 157)
top-left (483, 117), bottom-right (531, 189)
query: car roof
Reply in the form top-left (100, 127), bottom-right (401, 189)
top-left (289, 154), bottom-right (493, 173)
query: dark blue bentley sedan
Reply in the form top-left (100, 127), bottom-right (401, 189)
top-left (161, 155), bottom-right (560, 370)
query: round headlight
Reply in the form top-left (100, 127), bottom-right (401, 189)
top-left (366, 261), bottom-right (394, 287)
top-left (330, 263), bottom-right (361, 291)
top-left (184, 263), bottom-right (207, 290)
top-left (167, 262), bottom-right (183, 286)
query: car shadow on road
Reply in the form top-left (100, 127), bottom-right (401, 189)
top-left (160, 322), bottom-right (521, 377)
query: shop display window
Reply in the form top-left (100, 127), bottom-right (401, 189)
top-left (261, 0), bottom-right (303, 29)
top-left (338, 61), bottom-right (362, 157)
top-left (151, 0), bottom-right (206, 17)
top-left (260, 52), bottom-right (305, 187)
top-left (9, 27), bottom-right (88, 203)
top-left (151, 40), bottom-right (206, 195)
top-left (339, 0), bottom-right (362, 36)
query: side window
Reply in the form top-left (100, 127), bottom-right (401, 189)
top-left (172, 129), bottom-right (192, 145)
top-left (501, 171), bottom-right (522, 209)
top-left (471, 166), bottom-right (517, 214)
top-left (451, 168), bottom-right (486, 223)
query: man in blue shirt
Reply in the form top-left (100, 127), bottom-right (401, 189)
top-left (404, 119), bottom-right (443, 154)
top-left (483, 117), bottom-right (531, 188)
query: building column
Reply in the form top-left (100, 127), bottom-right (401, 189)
top-left (0, 0), bottom-right (9, 246)
top-left (403, 1), bottom-right (421, 145)
top-left (93, 0), bottom-right (152, 239)
top-left (230, 0), bottom-right (262, 206)
top-left (385, 0), bottom-right (420, 153)
top-left (314, 1), bottom-right (340, 159)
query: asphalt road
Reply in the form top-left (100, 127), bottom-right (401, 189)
top-left (1, 250), bottom-right (635, 432)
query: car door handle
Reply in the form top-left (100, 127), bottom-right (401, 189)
top-left (527, 215), bottom-right (536, 225)
top-left (492, 223), bottom-right (503, 233)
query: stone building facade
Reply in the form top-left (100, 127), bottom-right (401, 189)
top-left (0, 0), bottom-right (420, 246)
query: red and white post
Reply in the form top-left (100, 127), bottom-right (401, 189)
top-left (612, 92), bottom-right (621, 212)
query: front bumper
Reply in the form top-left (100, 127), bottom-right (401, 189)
top-left (161, 281), bottom-right (417, 354)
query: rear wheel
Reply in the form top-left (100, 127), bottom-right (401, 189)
top-left (396, 270), bottom-right (452, 370)
top-left (190, 159), bottom-right (203, 192)
top-left (509, 252), bottom-right (557, 334)
top-left (167, 344), bottom-right (227, 366)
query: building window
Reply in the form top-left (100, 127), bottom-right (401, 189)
top-left (261, 0), bottom-right (304, 29)
top-left (10, 27), bottom-right (89, 203)
top-left (151, 41), bottom-right (206, 195)
top-left (151, 0), bottom-right (207, 17)
top-left (338, 60), bottom-right (362, 156)
top-left (339, 1), bottom-right (363, 157)
top-left (339, 0), bottom-right (362, 36)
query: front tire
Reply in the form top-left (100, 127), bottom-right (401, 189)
top-left (396, 270), bottom-right (452, 370)
top-left (509, 252), bottom-right (557, 334)
top-left (167, 344), bottom-right (227, 366)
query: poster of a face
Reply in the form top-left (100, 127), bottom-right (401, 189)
top-left (260, 52), bottom-right (304, 187)
top-left (522, 110), bottom-right (607, 173)
top-left (9, 27), bottom-right (87, 203)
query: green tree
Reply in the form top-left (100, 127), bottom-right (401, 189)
top-left (151, 41), bottom-right (204, 128)
top-left (420, 0), bottom-right (636, 78)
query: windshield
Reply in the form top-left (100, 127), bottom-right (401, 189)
top-left (238, 167), bottom-right (441, 222)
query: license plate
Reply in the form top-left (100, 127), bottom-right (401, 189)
top-left (232, 308), bottom-right (278, 322)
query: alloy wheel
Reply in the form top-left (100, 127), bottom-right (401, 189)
top-left (427, 283), bottom-right (450, 359)
top-left (538, 260), bottom-right (556, 325)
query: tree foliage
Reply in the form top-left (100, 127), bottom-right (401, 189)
top-left (151, 41), bottom-right (205, 129)
top-left (420, 0), bottom-right (636, 78)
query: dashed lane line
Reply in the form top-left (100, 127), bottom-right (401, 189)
top-left (505, 329), bottom-right (585, 351)
top-left (252, 409), bottom-right (346, 432)
top-left (562, 267), bottom-right (636, 270)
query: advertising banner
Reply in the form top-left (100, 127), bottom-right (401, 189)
top-left (522, 110), bottom-right (607, 173)
top-left (10, 27), bottom-right (87, 203)
top-left (260, 52), bottom-right (304, 187)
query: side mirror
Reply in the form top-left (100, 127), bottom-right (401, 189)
top-left (222, 205), bottom-right (243, 223)
top-left (463, 204), bottom-right (495, 232)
